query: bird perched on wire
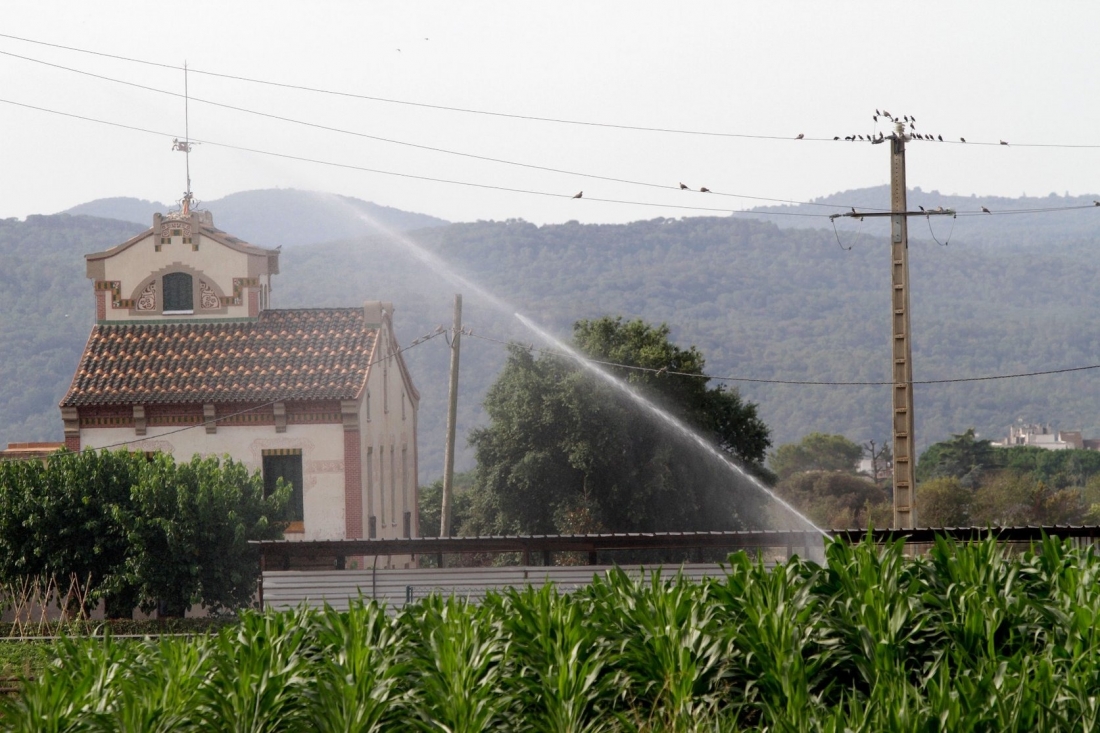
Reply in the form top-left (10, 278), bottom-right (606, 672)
top-left (1000, 140), bottom-right (1009, 145)
top-left (960, 137), bottom-right (967, 143)
top-left (700, 187), bottom-right (711, 193)
top-left (796, 133), bottom-right (804, 139)
top-left (572, 191), bottom-right (583, 199)
top-left (918, 205), bottom-right (926, 212)
top-left (937, 135), bottom-right (943, 141)
top-left (1094, 201), bottom-right (1099, 206)
top-left (981, 206), bottom-right (992, 214)
top-left (679, 182), bottom-right (689, 190)
top-left (834, 136), bottom-right (840, 140)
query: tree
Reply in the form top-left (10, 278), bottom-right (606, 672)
top-left (125, 453), bottom-right (289, 615)
top-left (773, 471), bottom-right (890, 529)
top-left (418, 471), bottom-right (476, 538)
top-left (467, 317), bottom-right (771, 535)
top-left (916, 429), bottom-right (995, 486)
top-left (916, 477), bottom-right (971, 527)
top-left (768, 433), bottom-right (864, 481)
top-left (0, 449), bottom-right (288, 617)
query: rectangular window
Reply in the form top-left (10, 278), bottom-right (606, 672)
top-left (155, 244), bottom-right (163, 252)
top-left (170, 228), bottom-right (182, 237)
top-left (390, 446), bottom-right (396, 526)
top-left (403, 511), bottom-right (411, 539)
top-left (262, 450), bottom-right (304, 530)
top-left (160, 236), bottom-right (170, 245)
top-left (369, 515), bottom-right (377, 539)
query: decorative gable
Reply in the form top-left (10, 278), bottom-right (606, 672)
top-left (85, 209), bottom-right (279, 324)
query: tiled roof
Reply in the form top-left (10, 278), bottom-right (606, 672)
top-left (61, 309), bottom-right (376, 407)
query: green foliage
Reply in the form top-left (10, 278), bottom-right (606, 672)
top-left (417, 470), bottom-right (476, 538)
top-left (915, 477), bottom-right (971, 527)
top-left (916, 433), bottom-right (1100, 526)
top-left (466, 317), bottom-right (771, 534)
top-left (774, 471), bottom-right (891, 529)
top-left (769, 433), bottom-right (865, 480)
top-left (0, 450), bottom-right (286, 616)
top-left (13, 537), bottom-right (1100, 729)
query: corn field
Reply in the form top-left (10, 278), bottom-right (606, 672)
top-left (5, 535), bottom-right (1100, 731)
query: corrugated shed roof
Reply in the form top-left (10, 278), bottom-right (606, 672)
top-left (61, 308), bottom-right (375, 406)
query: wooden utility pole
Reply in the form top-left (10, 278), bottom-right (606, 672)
top-left (830, 118), bottom-right (955, 528)
top-left (889, 120), bottom-right (916, 528)
top-left (440, 294), bottom-right (462, 537)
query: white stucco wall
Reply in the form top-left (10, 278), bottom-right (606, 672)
top-left (359, 318), bottom-right (419, 541)
top-left (79, 422), bottom-right (347, 540)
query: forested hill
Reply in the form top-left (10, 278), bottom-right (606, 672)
top-left (63, 189), bottom-right (449, 248)
top-left (0, 215), bottom-right (145, 449)
top-left (2, 203), bottom-right (1098, 480)
top-left (750, 185), bottom-right (1100, 248)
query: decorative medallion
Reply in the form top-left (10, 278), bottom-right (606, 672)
top-left (199, 280), bottom-right (220, 309)
top-left (159, 221), bottom-right (193, 237)
top-left (136, 281), bottom-right (157, 311)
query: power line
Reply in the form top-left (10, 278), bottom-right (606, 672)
top-left (0, 47), bottom-right (877, 212)
top-left (4, 32), bottom-right (1100, 150)
top-left (2, 326), bottom-right (447, 465)
top-left (463, 330), bottom-right (1100, 386)
top-left (0, 97), bottom-right (833, 219)
top-left (4, 97), bottom-right (1098, 221)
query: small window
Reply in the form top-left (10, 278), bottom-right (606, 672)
top-left (160, 236), bottom-right (170, 245)
top-left (403, 511), bottom-right (411, 539)
top-left (170, 228), bottom-right (182, 237)
top-left (369, 515), bottom-right (377, 539)
top-left (162, 272), bottom-right (193, 312)
top-left (263, 452), bottom-right (304, 527)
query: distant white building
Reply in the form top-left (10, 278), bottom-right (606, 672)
top-left (992, 423), bottom-right (1094, 451)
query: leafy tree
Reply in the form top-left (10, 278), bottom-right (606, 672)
top-left (773, 471), bottom-right (890, 529)
top-left (417, 471), bottom-right (476, 538)
top-left (916, 477), bottom-right (971, 527)
top-left (0, 449), bottom-right (147, 614)
top-left (467, 317), bottom-right (771, 535)
top-left (125, 454), bottom-right (289, 615)
top-left (0, 450), bottom-right (287, 617)
top-left (916, 429), bottom-right (995, 486)
top-left (969, 471), bottom-right (1085, 526)
top-left (769, 433), bottom-right (864, 481)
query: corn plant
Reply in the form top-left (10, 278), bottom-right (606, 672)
top-left (306, 598), bottom-right (408, 733)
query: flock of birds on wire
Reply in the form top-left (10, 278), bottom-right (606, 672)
top-left (570, 112), bottom-right (1100, 211)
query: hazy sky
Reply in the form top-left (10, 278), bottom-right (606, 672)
top-left (2, 2), bottom-right (1098, 225)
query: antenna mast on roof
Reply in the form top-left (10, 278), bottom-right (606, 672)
top-left (171, 61), bottom-right (198, 215)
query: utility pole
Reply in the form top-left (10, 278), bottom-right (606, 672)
top-left (888, 120), bottom-right (916, 528)
top-left (439, 294), bottom-right (462, 538)
top-left (830, 118), bottom-right (954, 528)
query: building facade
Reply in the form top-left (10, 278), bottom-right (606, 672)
top-left (59, 207), bottom-right (420, 553)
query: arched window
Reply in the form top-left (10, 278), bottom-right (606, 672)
top-left (162, 272), bottom-right (193, 312)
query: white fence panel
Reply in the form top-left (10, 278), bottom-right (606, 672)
top-left (262, 563), bottom-right (730, 610)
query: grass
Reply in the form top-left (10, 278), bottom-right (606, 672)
top-left (4, 535), bottom-right (1100, 730)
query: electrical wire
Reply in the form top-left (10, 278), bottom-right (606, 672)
top-left (463, 330), bottom-right (1100, 386)
top-left (1, 326), bottom-right (448, 465)
top-left (0, 97), bottom-right (834, 219)
top-left (0, 48), bottom-right (878, 212)
top-left (4, 32), bottom-right (1100, 149)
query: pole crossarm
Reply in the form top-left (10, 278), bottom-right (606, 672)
top-left (829, 210), bottom-right (956, 220)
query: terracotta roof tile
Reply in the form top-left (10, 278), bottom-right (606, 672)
top-left (61, 309), bottom-right (375, 406)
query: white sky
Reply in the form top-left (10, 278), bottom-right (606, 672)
top-left (2, 1), bottom-right (1098, 224)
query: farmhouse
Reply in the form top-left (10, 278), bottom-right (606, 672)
top-left (59, 205), bottom-right (420, 550)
